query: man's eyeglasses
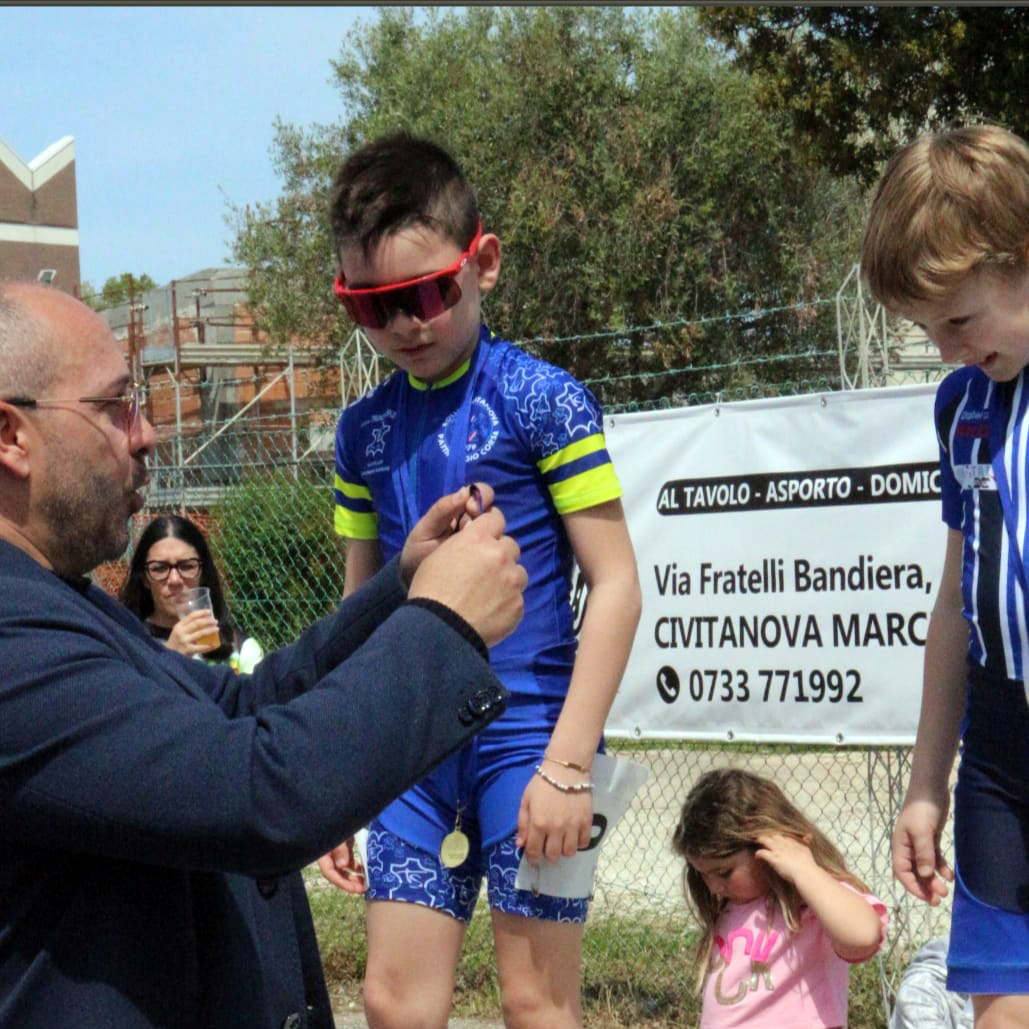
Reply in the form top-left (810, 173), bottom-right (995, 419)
top-left (334, 223), bottom-right (483, 330)
top-left (144, 558), bottom-right (202, 582)
top-left (2, 382), bottom-right (146, 434)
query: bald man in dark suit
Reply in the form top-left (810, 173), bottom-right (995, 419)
top-left (0, 281), bottom-right (527, 1029)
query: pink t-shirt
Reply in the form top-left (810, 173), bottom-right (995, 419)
top-left (699, 883), bottom-right (888, 1029)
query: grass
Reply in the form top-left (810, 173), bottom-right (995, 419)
top-left (307, 874), bottom-right (896, 1028)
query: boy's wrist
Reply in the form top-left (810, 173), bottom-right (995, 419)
top-left (534, 764), bottom-right (594, 794)
top-left (542, 753), bottom-right (592, 775)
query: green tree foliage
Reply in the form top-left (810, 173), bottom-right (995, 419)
top-left (230, 7), bottom-right (867, 405)
top-left (78, 280), bottom-right (100, 310)
top-left (83, 272), bottom-right (157, 311)
top-left (698, 6), bottom-right (1029, 184)
top-left (208, 472), bottom-right (341, 650)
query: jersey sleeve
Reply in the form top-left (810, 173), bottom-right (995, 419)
top-left (334, 406), bottom-right (379, 540)
top-left (508, 358), bottom-right (622, 515)
top-left (934, 368), bottom-right (969, 531)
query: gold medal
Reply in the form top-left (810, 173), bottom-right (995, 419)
top-left (440, 830), bottom-right (470, 868)
top-left (440, 808), bottom-right (470, 868)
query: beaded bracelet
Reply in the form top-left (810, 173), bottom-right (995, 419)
top-left (543, 754), bottom-right (592, 775)
top-left (534, 764), bottom-right (594, 793)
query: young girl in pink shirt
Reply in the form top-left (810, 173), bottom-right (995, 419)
top-left (672, 768), bottom-right (888, 1029)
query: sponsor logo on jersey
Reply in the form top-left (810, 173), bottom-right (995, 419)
top-left (955, 463), bottom-right (998, 491)
top-left (439, 397), bottom-right (500, 463)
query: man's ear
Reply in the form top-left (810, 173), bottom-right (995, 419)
top-left (475, 234), bottom-right (502, 295)
top-left (0, 403), bottom-right (33, 480)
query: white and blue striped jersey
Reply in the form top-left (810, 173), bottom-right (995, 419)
top-left (937, 366), bottom-right (1029, 680)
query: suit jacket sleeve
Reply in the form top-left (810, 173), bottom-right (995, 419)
top-left (0, 551), bottom-right (506, 877)
top-left (172, 556), bottom-right (426, 716)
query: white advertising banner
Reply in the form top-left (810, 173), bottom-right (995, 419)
top-left (602, 384), bottom-right (943, 745)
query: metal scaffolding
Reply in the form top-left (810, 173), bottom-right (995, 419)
top-left (835, 263), bottom-right (949, 389)
top-left (100, 269), bottom-right (382, 510)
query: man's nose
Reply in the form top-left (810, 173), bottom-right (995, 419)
top-left (133, 410), bottom-right (157, 451)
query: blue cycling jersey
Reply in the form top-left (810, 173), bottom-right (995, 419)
top-left (333, 325), bottom-right (621, 851)
top-left (334, 324), bottom-right (621, 690)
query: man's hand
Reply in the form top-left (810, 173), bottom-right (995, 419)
top-left (399, 483), bottom-right (494, 585)
top-left (407, 492), bottom-right (526, 648)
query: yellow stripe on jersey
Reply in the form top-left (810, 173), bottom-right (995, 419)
top-left (334, 474), bottom-right (378, 539)
top-left (334, 506), bottom-right (378, 539)
top-left (537, 434), bottom-right (622, 515)
top-left (334, 473), bottom-right (372, 502)
top-left (548, 463), bottom-right (622, 515)
top-left (536, 434), bottom-right (609, 475)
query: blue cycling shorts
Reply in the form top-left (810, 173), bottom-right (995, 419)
top-left (364, 823), bottom-right (590, 923)
top-left (948, 665), bottom-right (1029, 993)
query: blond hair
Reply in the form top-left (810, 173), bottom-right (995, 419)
top-left (671, 767), bottom-right (868, 991)
top-left (861, 124), bottom-right (1029, 308)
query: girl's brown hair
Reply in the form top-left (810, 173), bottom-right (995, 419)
top-left (671, 767), bottom-right (868, 989)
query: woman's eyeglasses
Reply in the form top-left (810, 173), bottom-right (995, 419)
top-left (334, 224), bottom-right (483, 330)
top-left (144, 559), bottom-right (202, 582)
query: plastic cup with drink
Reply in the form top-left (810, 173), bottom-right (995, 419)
top-left (176, 587), bottom-right (221, 651)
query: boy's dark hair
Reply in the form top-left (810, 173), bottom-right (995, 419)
top-left (329, 132), bottom-right (480, 262)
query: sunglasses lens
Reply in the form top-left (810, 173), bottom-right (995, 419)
top-left (340, 293), bottom-right (389, 330)
top-left (340, 276), bottom-right (463, 329)
top-left (405, 278), bottom-right (462, 322)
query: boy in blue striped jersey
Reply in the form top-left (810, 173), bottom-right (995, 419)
top-left (319, 132), bottom-right (641, 1029)
top-left (863, 124), bottom-right (1029, 1029)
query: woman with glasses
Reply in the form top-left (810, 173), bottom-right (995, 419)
top-left (120, 513), bottom-right (264, 673)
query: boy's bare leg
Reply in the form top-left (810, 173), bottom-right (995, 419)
top-left (363, 901), bottom-right (467, 1029)
top-left (492, 910), bottom-right (584, 1029)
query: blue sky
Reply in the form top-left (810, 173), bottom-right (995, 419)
top-left (2, 5), bottom-right (381, 290)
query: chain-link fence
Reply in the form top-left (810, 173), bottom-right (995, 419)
top-left (95, 322), bottom-right (955, 1023)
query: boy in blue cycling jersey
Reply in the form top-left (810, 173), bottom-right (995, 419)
top-left (319, 132), bottom-right (641, 1029)
top-left (863, 123), bottom-right (1029, 1029)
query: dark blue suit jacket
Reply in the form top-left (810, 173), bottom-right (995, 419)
top-left (0, 541), bottom-right (506, 1028)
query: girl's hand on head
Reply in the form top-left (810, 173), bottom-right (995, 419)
top-left (753, 832), bottom-right (818, 884)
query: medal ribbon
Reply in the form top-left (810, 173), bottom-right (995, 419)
top-left (391, 326), bottom-right (500, 534)
top-left (388, 327), bottom-right (501, 865)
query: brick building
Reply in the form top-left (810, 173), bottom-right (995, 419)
top-left (0, 136), bottom-right (80, 293)
top-left (97, 271), bottom-right (380, 511)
